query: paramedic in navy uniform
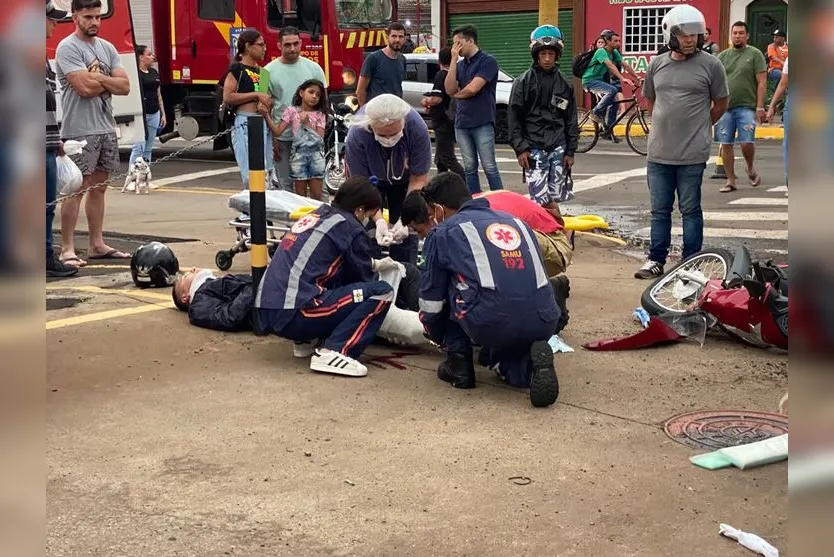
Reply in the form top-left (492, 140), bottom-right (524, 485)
top-left (345, 94), bottom-right (432, 264)
top-left (400, 172), bottom-right (561, 408)
top-left (254, 177), bottom-right (401, 378)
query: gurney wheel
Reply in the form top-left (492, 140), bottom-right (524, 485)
top-left (215, 250), bottom-right (234, 271)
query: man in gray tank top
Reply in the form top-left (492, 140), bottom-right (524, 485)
top-left (54, 0), bottom-right (131, 268)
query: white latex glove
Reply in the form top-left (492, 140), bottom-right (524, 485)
top-left (390, 220), bottom-right (410, 243)
top-left (375, 218), bottom-right (394, 247)
top-left (372, 257), bottom-right (400, 273)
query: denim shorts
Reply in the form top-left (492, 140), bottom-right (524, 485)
top-left (714, 107), bottom-right (757, 144)
top-left (289, 147), bottom-right (325, 181)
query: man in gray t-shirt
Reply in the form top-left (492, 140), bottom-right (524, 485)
top-left (54, 0), bottom-right (131, 267)
top-left (634, 5), bottom-right (729, 280)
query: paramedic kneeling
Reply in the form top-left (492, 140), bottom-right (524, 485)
top-left (345, 94), bottom-right (432, 264)
top-left (400, 174), bottom-right (561, 407)
top-left (254, 176), bottom-right (399, 377)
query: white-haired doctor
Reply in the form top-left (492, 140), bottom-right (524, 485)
top-left (344, 94), bottom-right (432, 259)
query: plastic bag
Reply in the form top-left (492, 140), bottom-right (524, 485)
top-left (56, 155), bottom-right (83, 196)
top-left (62, 139), bottom-right (87, 157)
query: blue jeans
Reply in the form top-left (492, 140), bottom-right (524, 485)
top-left (768, 69), bottom-right (783, 82)
top-left (455, 124), bottom-right (503, 194)
top-left (585, 79), bottom-right (618, 130)
top-left (46, 148), bottom-right (57, 261)
top-left (232, 112), bottom-right (274, 189)
top-left (128, 111), bottom-right (161, 169)
top-left (647, 162), bottom-right (706, 265)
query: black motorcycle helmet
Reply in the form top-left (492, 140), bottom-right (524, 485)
top-left (130, 242), bottom-right (179, 288)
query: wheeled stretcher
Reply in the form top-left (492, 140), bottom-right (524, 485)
top-left (215, 190), bottom-right (324, 271)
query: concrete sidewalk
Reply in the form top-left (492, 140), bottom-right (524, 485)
top-left (47, 230), bottom-right (788, 556)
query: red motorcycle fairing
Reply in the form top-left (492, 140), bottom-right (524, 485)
top-left (583, 316), bottom-right (686, 351)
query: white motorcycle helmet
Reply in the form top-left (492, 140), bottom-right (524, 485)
top-left (661, 5), bottom-right (707, 54)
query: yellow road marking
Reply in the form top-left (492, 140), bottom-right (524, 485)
top-left (46, 285), bottom-right (173, 302)
top-left (46, 303), bottom-right (173, 330)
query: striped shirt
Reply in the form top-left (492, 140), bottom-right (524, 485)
top-left (47, 60), bottom-right (61, 149)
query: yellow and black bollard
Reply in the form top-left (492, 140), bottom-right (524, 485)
top-left (247, 115), bottom-right (268, 292)
top-left (709, 153), bottom-right (728, 180)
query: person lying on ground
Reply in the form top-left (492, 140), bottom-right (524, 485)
top-left (474, 188), bottom-right (573, 278)
top-left (399, 172), bottom-right (565, 408)
top-left (173, 260), bottom-right (425, 346)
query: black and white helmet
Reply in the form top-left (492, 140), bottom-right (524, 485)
top-left (662, 5), bottom-right (707, 52)
top-left (130, 242), bottom-right (179, 288)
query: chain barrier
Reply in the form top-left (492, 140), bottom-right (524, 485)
top-left (46, 120), bottom-right (248, 210)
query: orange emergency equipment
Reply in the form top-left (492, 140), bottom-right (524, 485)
top-left (46, 0), bottom-right (397, 148)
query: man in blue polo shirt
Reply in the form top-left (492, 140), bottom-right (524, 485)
top-left (444, 24), bottom-right (504, 194)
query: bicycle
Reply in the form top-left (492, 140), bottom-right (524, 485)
top-left (576, 84), bottom-right (651, 156)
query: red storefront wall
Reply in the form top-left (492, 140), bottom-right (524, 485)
top-left (584, 0), bottom-right (722, 75)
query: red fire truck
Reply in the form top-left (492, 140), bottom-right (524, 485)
top-left (46, 0), bottom-right (397, 148)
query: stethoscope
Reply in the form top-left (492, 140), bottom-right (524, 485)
top-left (377, 139), bottom-right (408, 183)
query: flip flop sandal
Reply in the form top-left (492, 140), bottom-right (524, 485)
top-left (87, 249), bottom-right (131, 260)
top-left (60, 256), bottom-right (87, 268)
top-left (719, 184), bottom-right (737, 193)
top-left (747, 169), bottom-right (762, 187)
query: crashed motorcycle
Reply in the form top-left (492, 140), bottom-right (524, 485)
top-left (323, 102), bottom-right (354, 195)
top-left (586, 246), bottom-right (788, 351)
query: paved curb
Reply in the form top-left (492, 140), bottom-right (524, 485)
top-left (609, 124), bottom-right (784, 140)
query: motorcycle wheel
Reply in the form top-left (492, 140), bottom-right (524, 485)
top-left (641, 248), bottom-right (735, 315)
top-left (324, 152), bottom-right (346, 195)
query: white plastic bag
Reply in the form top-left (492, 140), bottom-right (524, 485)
top-left (62, 139), bottom-right (87, 157)
top-left (56, 155), bottom-right (83, 196)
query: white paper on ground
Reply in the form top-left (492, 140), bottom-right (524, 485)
top-left (719, 523), bottom-right (779, 557)
top-left (548, 334), bottom-right (574, 353)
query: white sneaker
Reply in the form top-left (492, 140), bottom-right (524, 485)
top-left (293, 341), bottom-right (316, 358)
top-left (310, 349), bottom-right (368, 377)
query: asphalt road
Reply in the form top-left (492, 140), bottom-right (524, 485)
top-left (135, 137), bottom-right (788, 263)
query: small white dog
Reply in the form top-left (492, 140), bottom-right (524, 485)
top-left (123, 157), bottom-right (153, 194)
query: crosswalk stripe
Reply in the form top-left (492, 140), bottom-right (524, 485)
top-left (768, 186), bottom-right (789, 192)
top-left (728, 197), bottom-right (789, 206)
top-left (636, 227), bottom-right (788, 240)
top-left (702, 211), bottom-right (788, 222)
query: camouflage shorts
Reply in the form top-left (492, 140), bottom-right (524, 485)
top-left (66, 133), bottom-right (120, 176)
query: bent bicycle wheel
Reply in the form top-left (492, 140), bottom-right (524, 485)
top-left (641, 249), bottom-right (735, 315)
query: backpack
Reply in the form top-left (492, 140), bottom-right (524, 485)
top-left (571, 48), bottom-right (595, 79)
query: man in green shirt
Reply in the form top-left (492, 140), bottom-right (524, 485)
top-left (265, 26), bottom-right (328, 191)
top-left (714, 21), bottom-right (767, 192)
top-left (581, 30), bottom-right (637, 133)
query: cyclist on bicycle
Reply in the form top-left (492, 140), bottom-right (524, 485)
top-left (508, 25), bottom-right (579, 210)
top-left (634, 5), bottom-right (729, 280)
top-left (582, 30), bottom-right (640, 137)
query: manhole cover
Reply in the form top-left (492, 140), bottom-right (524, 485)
top-left (664, 410), bottom-right (788, 451)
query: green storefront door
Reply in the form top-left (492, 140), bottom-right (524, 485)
top-left (747, 0), bottom-right (788, 53)
top-left (447, 11), bottom-right (574, 77)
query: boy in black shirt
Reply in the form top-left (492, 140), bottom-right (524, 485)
top-left (421, 48), bottom-right (465, 179)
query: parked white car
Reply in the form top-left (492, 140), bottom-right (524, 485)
top-left (402, 52), bottom-right (515, 143)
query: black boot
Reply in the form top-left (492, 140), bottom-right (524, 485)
top-left (437, 352), bottom-right (476, 389)
top-left (529, 341), bottom-right (559, 407)
top-left (549, 275), bottom-right (570, 334)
